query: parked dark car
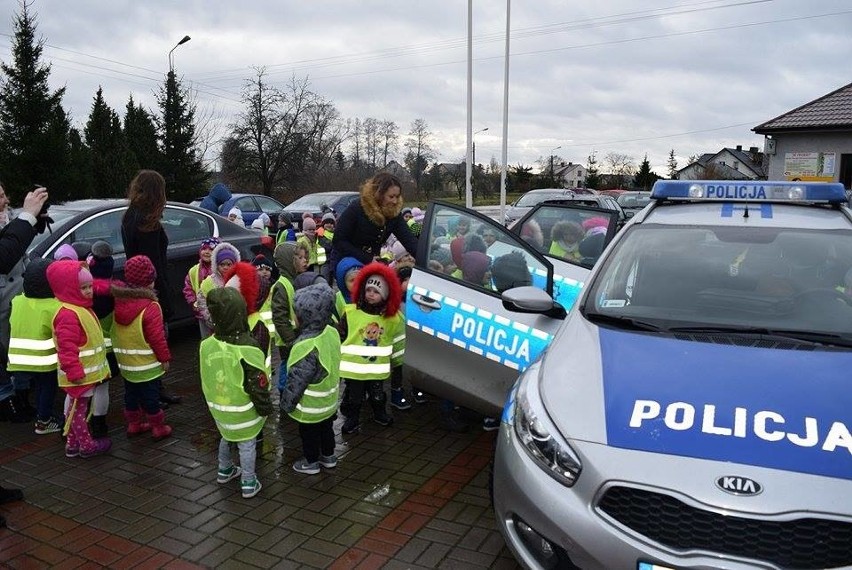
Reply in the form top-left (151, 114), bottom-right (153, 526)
top-left (26, 200), bottom-right (261, 327)
top-left (215, 193), bottom-right (286, 228)
top-left (282, 191), bottom-right (360, 223)
top-left (503, 188), bottom-right (595, 226)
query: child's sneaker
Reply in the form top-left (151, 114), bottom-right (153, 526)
top-left (413, 390), bottom-right (428, 404)
top-left (65, 446), bottom-right (80, 458)
top-left (390, 388), bottom-right (412, 410)
top-left (241, 478), bottom-right (262, 498)
top-left (318, 454), bottom-right (338, 469)
top-left (372, 410), bottom-right (394, 427)
top-left (292, 458), bottom-right (321, 475)
top-left (35, 417), bottom-right (62, 435)
top-left (217, 465), bottom-right (242, 484)
top-left (341, 416), bottom-right (360, 434)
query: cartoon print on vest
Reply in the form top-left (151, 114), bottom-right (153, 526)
top-left (361, 322), bottom-right (384, 361)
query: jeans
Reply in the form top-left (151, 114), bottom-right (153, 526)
top-left (218, 437), bottom-right (257, 482)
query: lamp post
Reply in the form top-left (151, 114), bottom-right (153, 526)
top-left (472, 127), bottom-right (488, 168)
top-left (550, 145), bottom-right (561, 187)
top-left (168, 35), bottom-right (191, 74)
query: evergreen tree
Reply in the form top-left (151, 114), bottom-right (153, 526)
top-left (158, 70), bottom-right (206, 202)
top-left (64, 127), bottom-right (93, 198)
top-left (667, 149), bottom-right (678, 179)
top-left (634, 154), bottom-right (660, 190)
top-left (85, 87), bottom-right (137, 197)
top-left (124, 95), bottom-right (161, 171)
top-left (0, 1), bottom-right (73, 201)
top-left (584, 151), bottom-right (601, 190)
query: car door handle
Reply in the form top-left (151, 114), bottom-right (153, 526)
top-left (411, 293), bottom-right (442, 312)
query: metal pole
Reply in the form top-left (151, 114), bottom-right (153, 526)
top-left (499, 0), bottom-right (511, 225)
top-left (465, 0), bottom-right (473, 209)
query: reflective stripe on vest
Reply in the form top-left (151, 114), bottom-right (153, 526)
top-left (189, 264), bottom-right (201, 293)
top-left (248, 311), bottom-right (273, 375)
top-left (8, 295), bottom-right (60, 372)
top-left (339, 305), bottom-right (403, 381)
top-left (200, 337), bottom-right (269, 441)
top-left (259, 293), bottom-right (274, 333)
top-left (316, 245), bottom-right (327, 265)
top-left (55, 304), bottom-right (109, 388)
top-left (111, 308), bottom-right (165, 383)
top-left (287, 326), bottom-right (341, 423)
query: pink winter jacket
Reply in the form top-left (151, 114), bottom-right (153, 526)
top-left (111, 281), bottom-right (171, 366)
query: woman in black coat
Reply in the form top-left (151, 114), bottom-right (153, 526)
top-left (330, 172), bottom-right (418, 275)
top-left (120, 170), bottom-right (181, 405)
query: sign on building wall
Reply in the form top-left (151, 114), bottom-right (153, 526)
top-left (784, 152), bottom-right (836, 182)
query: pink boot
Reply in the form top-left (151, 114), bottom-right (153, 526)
top-left (124, 409), bottom-right (151, 437)
top-left (148, 410), bottom-right (173, 440)
top-left (74, 398), bottom-right (112, 458)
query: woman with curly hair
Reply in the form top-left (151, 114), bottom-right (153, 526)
top-left (329, 172), bottom-right (418, 279)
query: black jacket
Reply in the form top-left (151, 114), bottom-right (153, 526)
top-left (0, 219), bottom-right (36, 275)
top-left (121, 207), bottom-right (173, 319)
top-left (331, 200), bottom-right (418, 268)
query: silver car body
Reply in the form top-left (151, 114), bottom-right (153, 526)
top-left (407, 182), bottom-right (852, 569)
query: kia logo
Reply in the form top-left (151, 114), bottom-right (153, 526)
top-left (716, 476), bottom-right (763, 496)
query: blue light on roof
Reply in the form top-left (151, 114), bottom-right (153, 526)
top-left (650, 180), bottom-right (847, 203)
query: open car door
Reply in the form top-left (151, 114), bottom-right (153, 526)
top-left (404, 201), bottom-right (619, 415)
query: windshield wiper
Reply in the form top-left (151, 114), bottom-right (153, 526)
top-left (667, 325), bottom-right (852, 348)
top-left (584, 312), bottom-right (666, 332)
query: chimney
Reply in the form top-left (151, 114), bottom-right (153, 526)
top-left (736, 145), bottom-right (742, 151)
top-left (749, 146), bottom-right (758, 154)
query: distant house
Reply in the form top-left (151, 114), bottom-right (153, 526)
top-left (675, 146), bottom-right (766, 180)
top-left (753, 81), bottom-right (852, 187)
top-left (554, 162), bottom-right (585, 188)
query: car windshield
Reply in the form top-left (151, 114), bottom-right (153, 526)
top-left (515, 191), bottom-right (572, 207)
top-left (617, 194), bottom-right (652, 208)
top-left (584, 225), bottom-right (852, 339)
top-left (286, 193), bottom-right (343, 210)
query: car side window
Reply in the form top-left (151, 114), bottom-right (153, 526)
top-left (71, 210), bottom-right (125, 255)
top-left (256, 196), bottom-right (282, 216)
top-left (162, 208), bottom-right (212, 244)
top-left (519, 205), bottom-right (617, 268)
top-left (424, 203), bottom-right (548, 295)
top-left (234, 197), bottom-right (255, 212)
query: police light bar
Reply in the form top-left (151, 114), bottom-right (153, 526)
top-left (650, 180), bottom-right (848, 203)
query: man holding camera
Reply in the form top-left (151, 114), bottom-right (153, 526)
top-left (0, 185), bottom-right (49, 527)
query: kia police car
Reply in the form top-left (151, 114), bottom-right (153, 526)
top-left (405, 181), bottom-right (852, 570)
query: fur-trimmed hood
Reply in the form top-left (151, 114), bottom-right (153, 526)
top-left (110, 281), bottom-right (159, 325)
top-left (223, 261), bottom-right (259, 314)
top-left (351, 261), bottom-right (402, 317)
top-left (360, 184), bottom-right (404, 227)
top-left (211, 242), bottom-right (241, 278)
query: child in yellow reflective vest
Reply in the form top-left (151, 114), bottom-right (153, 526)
top-left (8, 259), bottom-right (61, 435)
top-left (201, 287), bottom-right (272, 499)
top-left (337, 262), bottom-right (404, 434)
top-left (183, 237), bottom-right (221, 338)
top-left (46, 260), bottom-right (111, 458)
top-left (281, 282), bottom-right (341, 475)
top-left (272, 242), bottom-right (309, 393)
top-left (111, 255), bottom-right (173, 440)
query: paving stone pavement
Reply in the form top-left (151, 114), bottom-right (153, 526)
top-left (0, 325), bottom-right (521, 569)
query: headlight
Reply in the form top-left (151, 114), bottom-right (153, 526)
top-left (513, 370), bottom-right (582, 486)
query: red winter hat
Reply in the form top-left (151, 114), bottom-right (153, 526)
top-left (124, 255), bottom-right (156, 287)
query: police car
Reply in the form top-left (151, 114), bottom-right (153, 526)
top-left (405, 181), bottom-right (852, 570)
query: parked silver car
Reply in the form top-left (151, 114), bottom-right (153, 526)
top-left (406, 181), bottom-right (852, 569)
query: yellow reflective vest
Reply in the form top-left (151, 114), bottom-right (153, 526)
top-left (111, 308), bottom-right (165, 383)
top-left (8, 295), bottom-right (60, 373)
top-left (54, 304), bottom-right (109, 388)
top-left (199, 338), bottom-right (268, 442)
top-left (286, 325), bottom-right (341, 423)
top-left (340, 305), bottom-right (405, 381)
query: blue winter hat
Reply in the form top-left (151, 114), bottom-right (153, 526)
top-left (335, 257), bottom-right (364, 303)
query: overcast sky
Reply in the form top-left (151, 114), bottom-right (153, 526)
top-left (1, 0), bottom-right (850, 174)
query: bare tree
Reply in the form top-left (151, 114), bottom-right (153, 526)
top-left (362, 117), bottom-right (378, 168)
top-left (604, 152), bottom-right (636, 188)
top-left (403, 118), bottom-right (436, 191)
top-left (379, 119), bottom-right (398, 167)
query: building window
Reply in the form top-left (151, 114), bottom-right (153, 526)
top-left (733, 162), bottom-right (739, 170)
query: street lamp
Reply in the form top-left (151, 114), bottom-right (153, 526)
top-left (472, 127), bottom-right (488, 168)
top-left (550, 145), bottom-right (562, 187)
top-left (168, 35), bottom-right (191, 73)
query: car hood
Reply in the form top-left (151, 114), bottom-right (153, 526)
top-left (540, 317), bottom-right (852, 480)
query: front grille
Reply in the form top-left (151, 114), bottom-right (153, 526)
top-left (597, 486), bottom-right (852, 569)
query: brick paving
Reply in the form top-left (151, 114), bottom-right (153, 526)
top-left (0, 326), bottom-right (520, 568)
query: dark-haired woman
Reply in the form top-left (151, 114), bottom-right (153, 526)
top-left (121, 170), bottom-right (181, 406)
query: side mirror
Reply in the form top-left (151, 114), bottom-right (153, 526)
top-left (501, 286), bottom-right (567, 320)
